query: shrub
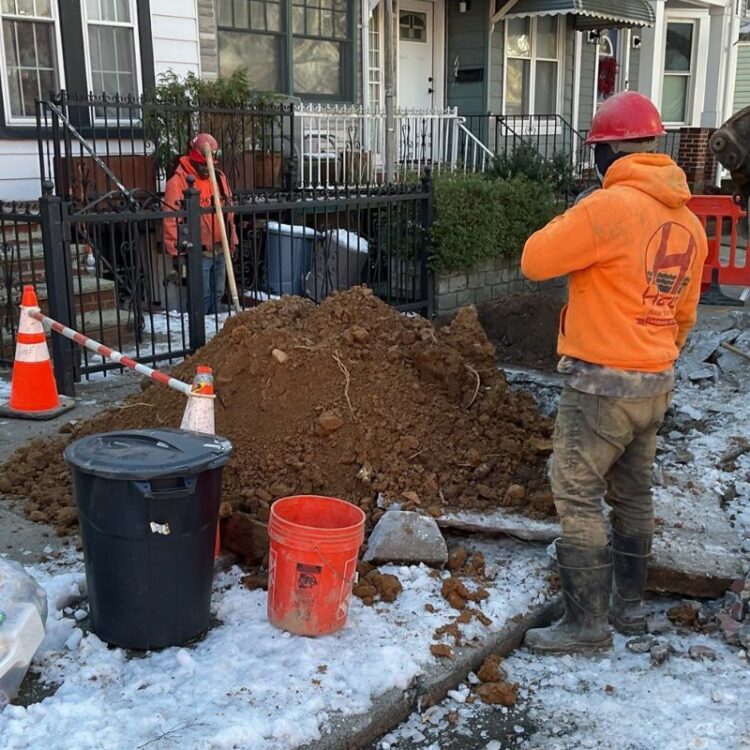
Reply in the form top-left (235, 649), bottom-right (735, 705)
top-left (486, 144), bottom-right (576, 197)
top-left (143, 69), bottom-right (285, 178)
top-left (429, 173), bottom-right (558, 273)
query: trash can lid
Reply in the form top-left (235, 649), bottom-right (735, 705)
top-left (63, 428), bottom-right (233, 481)
top-left (266, 221), bottom-right (318, 238)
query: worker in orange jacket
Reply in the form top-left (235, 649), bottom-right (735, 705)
top-left (521, 92), bottom-right (708, 654)
top-left (163, 133), bottom-right (239, 314)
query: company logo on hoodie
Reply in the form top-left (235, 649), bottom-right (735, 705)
top-left (639, 221), bottom-right (699, 328)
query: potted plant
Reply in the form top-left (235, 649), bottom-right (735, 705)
top-left (143, 70), bottom-right (286, 192)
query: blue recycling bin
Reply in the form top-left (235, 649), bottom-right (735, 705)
top-left (266, 222), bottom-right (318, 296)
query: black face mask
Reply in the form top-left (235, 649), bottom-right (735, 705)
top-left (594, 143), bottom-right (629, 183)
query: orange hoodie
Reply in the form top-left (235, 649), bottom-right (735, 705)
top-left (521, 153), bottom-right (708, 372)
top-left (162, 156), bottom-right (238, 256)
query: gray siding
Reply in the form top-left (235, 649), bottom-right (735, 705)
top-left (446, 0), bottom-right (488, 114)
top-left (734, 42), bottom-right (750, 113)
top-left (488, 20), bottom-right (504, 113)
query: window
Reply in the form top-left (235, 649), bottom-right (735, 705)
top-left (662, 21), bottom-right (694, 124)
top-left (399, 12), bottom-right (426, 42)
top-left (83, 0), bottom-right (139, 101)
top-left (504, 16), bottom-right (561, 116)
top-left (217, 0), bottom-right (353, 100)
top-left (0, 0), bottom-right (60, 121)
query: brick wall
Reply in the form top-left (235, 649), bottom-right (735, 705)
top-left (197, 0), bottom-right (219, 79)
top-left (676, 127), bottom-right (717, 190)
top-left (434, 254), bottom-right (566, 317)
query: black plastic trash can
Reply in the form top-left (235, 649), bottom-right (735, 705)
top-left (64, 428), bottom-right (233, 650)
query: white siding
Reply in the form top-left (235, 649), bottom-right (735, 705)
top-left (0, 141), bottom-right (43, 202)
top-left (151, 0), bottom-right (202, 79)
top-left (734, 41), bottom-right (750, 113)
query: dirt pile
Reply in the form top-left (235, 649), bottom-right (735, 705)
top-left (477, 293), bottom-right (563, 372)
top-left (1, 288), bottom-right (553, 534)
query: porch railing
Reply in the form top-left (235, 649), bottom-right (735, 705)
top-left (293, 104), bottom-right (493, 188)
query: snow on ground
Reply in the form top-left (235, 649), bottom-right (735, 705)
top-left (0, 543), bottom-right (551, 750)
top-left (378, 376), bottom-right (750, 750)
top-left (378, 600), bottom-right (750, 750)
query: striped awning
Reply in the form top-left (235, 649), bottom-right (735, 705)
top-left (502, 0), bottom-right (655, 28)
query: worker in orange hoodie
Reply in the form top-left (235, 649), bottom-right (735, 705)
top-left (521, 92), bottom-right (708, 654)
top-left (163, 133), bottom-right (239, 314)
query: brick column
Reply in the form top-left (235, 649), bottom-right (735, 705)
top-left (677, 127), bottom-right (718, 191)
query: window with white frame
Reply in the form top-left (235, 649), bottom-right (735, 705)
top-left (504, 16), bottom-right (562, 116)
top-left (661, 21), bottom-right (695, 125)
top-left (83, 0), bottom-right (139, 100)
top-left (0, 0), bottom-right (60, 120)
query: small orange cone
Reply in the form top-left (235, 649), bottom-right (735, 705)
top-left (180, 366), bottom-right (221, 556)
top-left (0, 286), bottom-right (74, 420)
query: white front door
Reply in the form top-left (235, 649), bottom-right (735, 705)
top-left (398, 0), bottom-right (435, 109)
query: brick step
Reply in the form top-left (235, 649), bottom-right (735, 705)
top-left (0, 276), bottom-right (117, 314)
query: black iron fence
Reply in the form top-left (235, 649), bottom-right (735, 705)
top-left (36, 92), bottom-right (298, 207)
top-left (0, 202), bottom-right (44, 365)
top-left (17, 175), bottom-right (432, 392)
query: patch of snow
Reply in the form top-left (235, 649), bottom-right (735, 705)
top-left (0, 544), bottom-right (550, 749)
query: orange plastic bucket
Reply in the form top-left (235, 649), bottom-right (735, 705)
top-left (267, 495), bottom-right (366, 636)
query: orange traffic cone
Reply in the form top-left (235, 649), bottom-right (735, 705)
top-left (0, 286), bottom-right (74, 420)
top-left (180, 365), bottom-right (216, 434)
top-left (180, 366), bottom-right (221, 556)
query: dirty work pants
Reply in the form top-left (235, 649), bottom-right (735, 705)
top-left (202, 252), bottom-right (226, 314)
top-left (550, 385), bottom-right (671, 549)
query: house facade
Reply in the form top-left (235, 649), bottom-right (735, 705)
top-left (0, 0), bottom-right (741, 200)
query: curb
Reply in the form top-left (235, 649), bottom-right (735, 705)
top-left (299, 597), bottom-right (563, 750)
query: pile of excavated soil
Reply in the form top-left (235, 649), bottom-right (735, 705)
top-left (0, 288), bottom-right (554, 535)
top-left (477, 293), bottom-right (563, 373)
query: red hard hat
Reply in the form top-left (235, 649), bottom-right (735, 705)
top-left (188, 133), bottom-right (219, 163)
top-left (586, 92), bottom-right (666, 144)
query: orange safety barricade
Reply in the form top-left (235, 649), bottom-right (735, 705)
top-left (687, 195), bottom-right (747, 305)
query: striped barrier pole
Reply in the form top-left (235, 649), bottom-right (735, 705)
top-left (29, 309), bottom-right (193, 397)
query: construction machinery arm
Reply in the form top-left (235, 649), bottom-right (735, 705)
top-left (711, 105), bottom-right (750, 206)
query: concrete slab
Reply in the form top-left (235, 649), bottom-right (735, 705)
top-left (438, 510), bottom-right (558, 542)
top-left (436, 489), bottom-right (746, 599)
top-left (650, 488), bottom-right (747, 598)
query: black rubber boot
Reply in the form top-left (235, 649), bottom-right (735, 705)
top-left (610, 529), bottom-right (651, 635)
top-left (524, 542), bottom-right (613, 655)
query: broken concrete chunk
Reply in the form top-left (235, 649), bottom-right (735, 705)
top-left (650, 643), bottom-right (675, 666)
top-left (363, 510), bottom-right (448, 565)
top-left (688, 645), bottom-right (717, 662)
top-left (738, 623), bottom-right (750, 650)
top-left (627, 635), bottom-right (657, 654)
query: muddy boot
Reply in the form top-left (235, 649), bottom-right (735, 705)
top-left (610, 529), bottom-right (651, 635)
top-left (524, 542), bottom-right (612, 654)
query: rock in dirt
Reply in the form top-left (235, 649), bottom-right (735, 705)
top-left (441, 577), bottom-right (489, 610)
top-left (2, 289), bottom-right (553, 534)
top-left (477, 654), bottom-right (506, 683)
top-left (447, 546), bottom-right (468, 572)
top-left (241, 574), bottom-right (269, 591)
top-left (353, 570), bottom-right (402, 605)
top-left (667, 601), bottom-right (701, 629)
top-left (221, 512), bottom-right (269, 564)
top-left (430, 644), bottom-right (453, 659)
top-left (650, 643), bottom-right (676, 667)
top-left (363, 510), bottom-right (448, 565)
top-left (476, 681), bottom-right (519, 706)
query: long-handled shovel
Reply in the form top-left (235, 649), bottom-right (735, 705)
top-left (203, 144), bottom-right (241, 315)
